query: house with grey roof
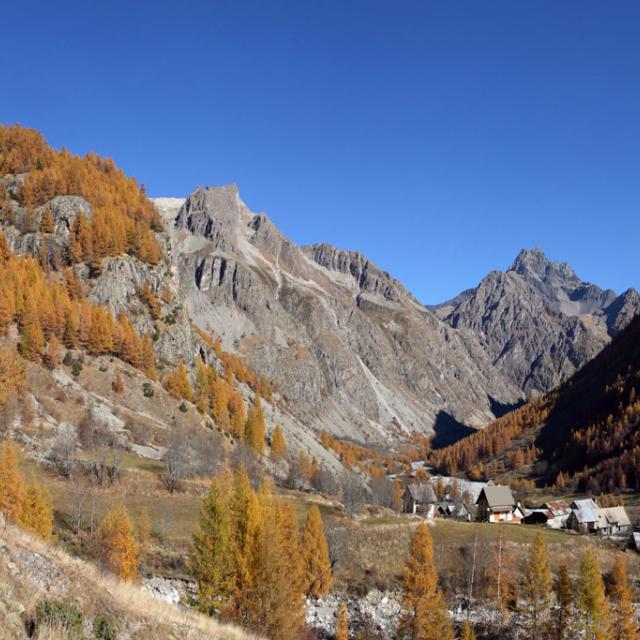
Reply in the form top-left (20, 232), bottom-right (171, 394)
top-left (403, 482), bottom-right (437, 517)
top-left (597, 506), bottom-right (631, 536)
top-left (475, 485), bottom-right (522, 523)
top-left (566, 499), bottom-right (600, 532)
top-left (566, 499), bottom-right (631, 536)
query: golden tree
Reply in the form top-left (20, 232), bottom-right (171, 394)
top-left (97, 504), bottom-right (140, 581)
top-left (460, 620), bottom-right (476, 640)
top-left (270, 424), bottom-right (286, 461)
top-left (190, 479), bottom-right (235, 616)
top-left (336, 603), bottom-right (349, 640)
top-left (112, 373), bottom-right (124, 394)
top-left (577, 548), bottom-right (610, 640)
top-left (163, 361), bottom-right (193, 402)
top-left (0, 349), bottom-right (27, 406)
top-left (301, 505), bottom-right (333, 597)
top-left (39, 206), bottom-right (54, 233)
top-left (398, 522), bottom-right (454, 640)
top-left (244, 394), bottom-right (266, 454)
top-left (0, 440), bottom-right (25, 522)
top-left (609, 554), bottom-right (638, 640)
top-left (552, 560), bottom-right (574, 640)
top-left (19, 481), bottom-right (53, 539)
top-left (523, 532), bottom-right (552, 636)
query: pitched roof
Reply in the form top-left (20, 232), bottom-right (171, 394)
top-left (407, 483), bottom-right (437, 504)
top-left (600, 506), bottom-right (631, 528)
top-left (545, 500), bottom-right (570, 517)
top-left (570, 499), bottom-right (599, 523)
top-left (477, 485), bottom-right (515, 508)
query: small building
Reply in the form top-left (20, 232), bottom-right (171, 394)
top-left (566, 499), bottom-right (600, 533)
top-left (476, 486), bottom-right (521, 523)
top-left (403, 483), bottom-right (437, 516)
top-left (523, 508), bottom-right (551, 525)
top-left (545, 500), bottom-right (571, 529)
top-left (598, 506), bottom-right (631, 536)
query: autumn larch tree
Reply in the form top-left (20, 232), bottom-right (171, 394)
top-left (552, 560), bottom-right (574, 640)
top-left (301, 504), bottom-right (333, 597)
top-left (19, 480), bottom-right (53, 539)
top-left (577, 548), bottom-right (610, 640)
top-left (0, 440), bottom-right (25, 522)
top-left (39, 206), bottom-right (54, 233)
top-left (460, 620), bottom-right (476, 640)
top-left (163, 361), bottom-right (192, 402)
top-left (190, 478), bottom-right (235, 616)
top-left (523, 531), bottom-right (552, 637)
top-left (398, 522), bottom-right (454, 640)
top-left (244, 394), bottom-right (266, 454)
top-left (97, 504), bottom-right (140, 581)
top-left (270, 424), bottom-right (286, 461)
top-left (112, 373), bottom-right (124, 394)
top-left (608, 554), bottom-right (638, 640)
top-left (336, 603), bottom-right (349, 640)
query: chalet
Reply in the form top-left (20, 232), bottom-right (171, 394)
top-left (476, 486), bottom-right (522, 523)
top-left (403, 483), bottom-right (437, 516)
top-left (597, 506), bottom-right (631, 536)
top-left (566, 499), bottom-right (600, 533)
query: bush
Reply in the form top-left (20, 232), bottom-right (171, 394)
top-left (179, 401), bottom-right (188, 412)
top-left (142, 382), bottom-right (154, 398)
top-left (35, 600), bottom-right (84, 639)
top-left (93, 614), bottom-right (117, 640)
top-left (71, 361), bottom-right (82, 377)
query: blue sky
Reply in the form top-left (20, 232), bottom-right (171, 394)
top-left (2, 1), bottom-right (639, 303)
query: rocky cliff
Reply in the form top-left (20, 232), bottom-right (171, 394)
top-left (434, 247), bottom-right (640, 395)
top-left (152, 185), bottom-right (522, 443)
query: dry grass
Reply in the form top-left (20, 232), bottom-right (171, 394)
top-left (0, 523), bottom-right (261, 640)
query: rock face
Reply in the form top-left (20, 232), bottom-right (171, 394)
top-left (155, 185), bottom-right (523, 442)
top-left (434, 248), bottom-right (640, 395)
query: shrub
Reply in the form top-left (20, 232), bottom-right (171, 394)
top-left (71, 361), bottom-right (82, 377)
top-left (35, 600), bottom-right (84, 639)
top-left (93, 614), bottom-right (117, 640)
top-left (179, 401), bottom-right (188, 413)
top-left (142, 382), bottom-right (154, 398)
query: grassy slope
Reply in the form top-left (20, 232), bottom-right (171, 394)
top-left (0, 522), bottom-right (260, 640)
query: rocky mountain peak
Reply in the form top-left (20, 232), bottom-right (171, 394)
top-left (509, 247), bottom-right (578, 284)
top-left (174, 184), bottom-right (252, 240)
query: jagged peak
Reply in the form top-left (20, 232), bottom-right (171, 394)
top-left (509, 247), bottom-right (577, 283)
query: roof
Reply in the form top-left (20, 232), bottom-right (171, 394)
top-left (545, 500), bottom-right (571, 517)
top-left (406, 483), bottom-right (437, 504)
top-left (570, 499), bottom-right (599, 524)
top-left (601, 506), bottom-right (631, 528)
top-left (476, 485), bottom-right (515, 508)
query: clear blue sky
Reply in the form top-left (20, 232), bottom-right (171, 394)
top-left (2, 1), bottom-right (639, 303)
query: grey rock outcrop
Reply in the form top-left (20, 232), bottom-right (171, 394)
top-left (157, 185), bottom-right (523, 443)
top-left (436, 247), bottom-right (640, 395)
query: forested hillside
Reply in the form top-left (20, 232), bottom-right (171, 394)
top-left (432, 314), bottom-right (640, 494)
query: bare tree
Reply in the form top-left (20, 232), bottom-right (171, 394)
top-left (371, 474), bottom-right (394, 508)
top-left (163, 424), bottom-right (225, 492)
top-left (311, 466), bottom-right (340, 497)
top-left (341, 471), bottom-right (367, 518)
top-left (51, 424), bottom-right (77, 477)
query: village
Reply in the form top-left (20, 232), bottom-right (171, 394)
top-left (400, 465), bottom-right (636, 544)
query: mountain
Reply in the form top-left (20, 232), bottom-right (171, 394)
top-left (432, 313), bottom-right (640, 493)
top-left (433, 247), bottom-right (640, 396)
top-left (1, 125), bottom-right (638, 452)
top-left (152, 186), bottom-right (521, 442)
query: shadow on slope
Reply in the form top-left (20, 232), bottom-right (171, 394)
top-left (431, 411), bottom-right (476, 449)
